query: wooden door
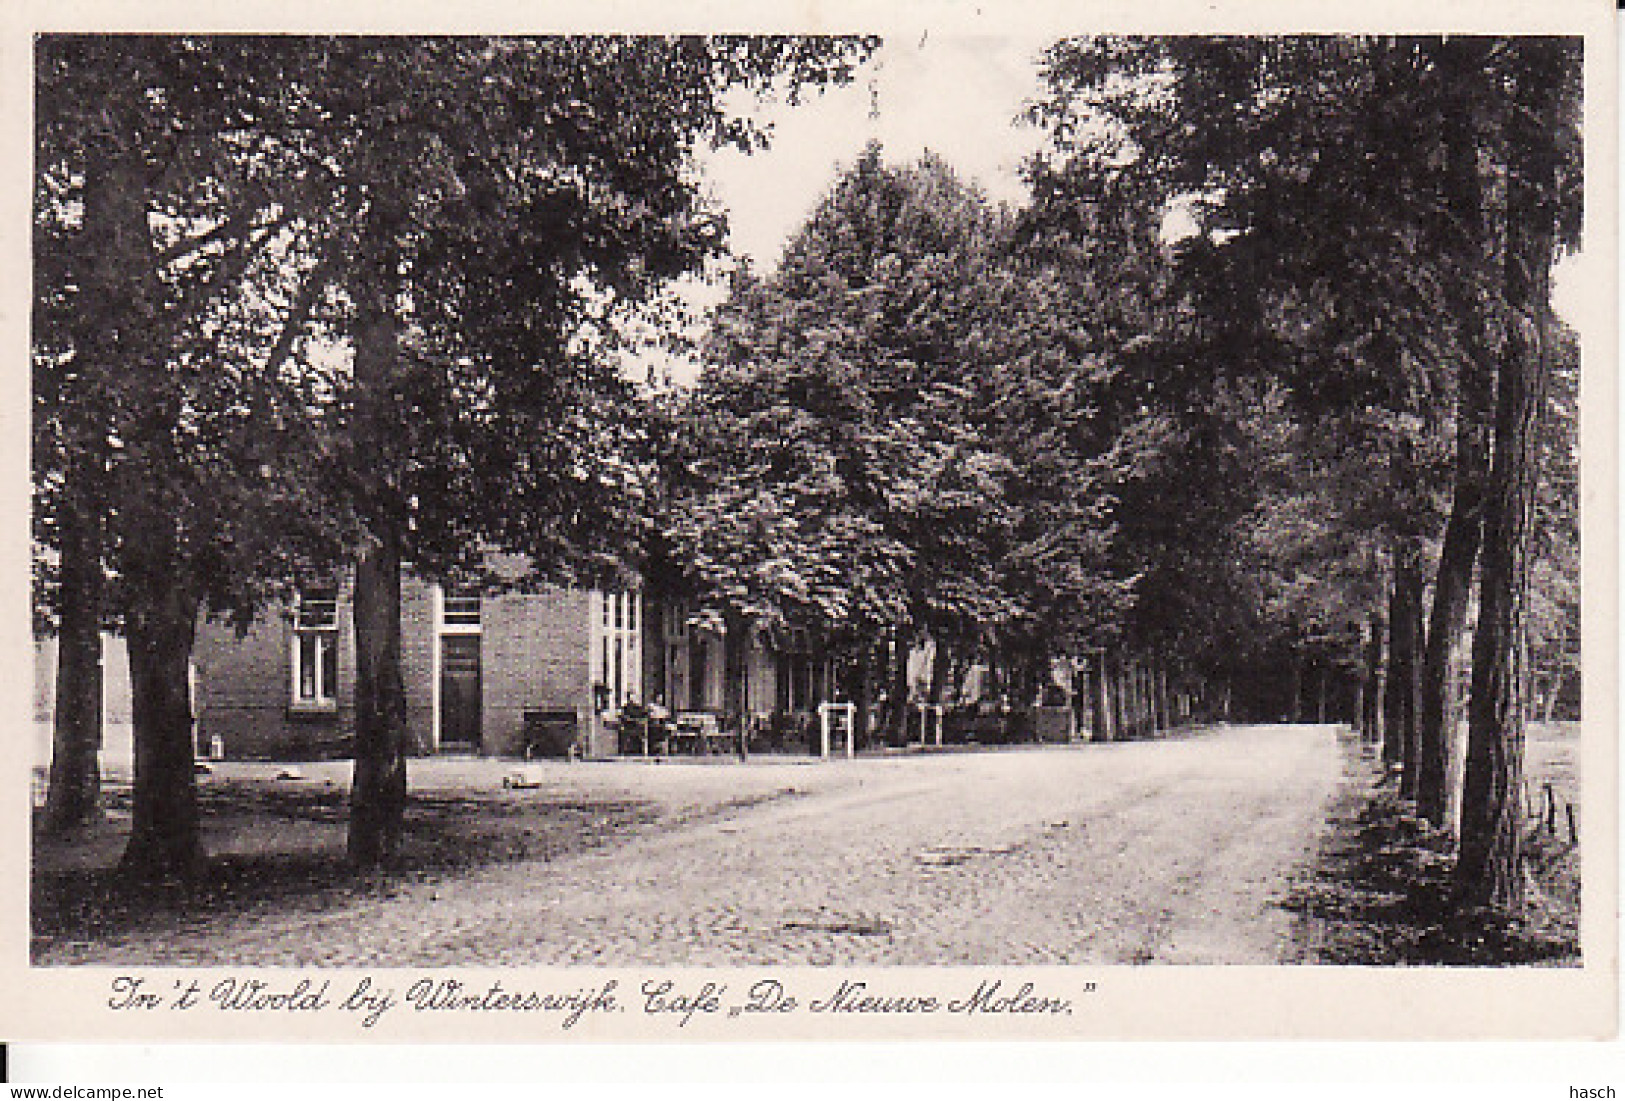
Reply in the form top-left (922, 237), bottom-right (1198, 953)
top-left (440, 634), bottom-right (481, 751)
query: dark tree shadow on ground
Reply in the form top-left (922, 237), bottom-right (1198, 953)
top-left (31, 782), bottom-right (659, 961)
top-left (1284, 746), bottom-right (1579, 966)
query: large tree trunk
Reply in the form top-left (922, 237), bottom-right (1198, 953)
top-left (1383, 556), bottom-right (1422, 783)
top-left (723, 609), bottom-right (747, 728)
top-left (1419, 457), bottom-right (1487, 822)
top-left (348, 528), bottom-right (409, 867)
top-left (45, 137), bottom-right (124, 834)
top-left (1456, 56), bottom-right (1560, 909)
top-left (1418, 62), bottom-right (1494, 827)
top-left (887, 629), bottom-right (912, 745)
top-left (723, 609), bottom-right (754, 757)
top-left (44, 500), bottom-right (103, 831)
top-left (928, 634), bottom-right (951, 706)
top-left (1394, 541), bottom-right (1426, 798)
top-left (1091, 654), bottom-right (1111, 742)
top-left (84, 130), bottom-right (203, 877)
top-left (1123, 658), bottom-right (1140, 738)
top-left (1069, 657), bottom-right (1087, 734)
top-left (346, 216), bottom-right (411, 869)
top-left (1138, 660), bottom-right (1152, 736)
top-left (1142, 662), bottom-right (1155, 734)
top-left (120, 586), bottom-right (204, 881)
top-left (1109, 654), bottom-right (1127, 740)
top-left (851, 649), bottom-right (872, 751)
top-left (1362, 613), bottom-right (1385, 744)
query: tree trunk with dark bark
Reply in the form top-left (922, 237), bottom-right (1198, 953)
top-left (1139, 661), bottom-right (1153, 736)
top-left (83, 132), bottom-right (203, 878)
top-left (1383, 557), bottom-right (1422, 784)
top-left (120, 585), bottom-right (204, 881)
top-left (1110, 654), bottom-right (1128, 740)
top-left (1385, 543), bottom-right (1425, 796)
top-left (887, 629), bottom-right (912, 745)
top-left (44, 500), bottom-right (104, 832)
top-left (1091, 654), bottom-right (1112, 742)
top-left (1144, 663), bottom-right (1156, 734)
top-left (346, 210), bottom-right (411, 868)
top-left (1124, 658), bottom-right (1141, 738)
top-left (1069, 658), bottom-right (1087, 734)
top-left (1362, 613), bottom-right (1385, 744)
top-left (348, 528), bottom-right (409, 867)
top-left (929, 634), bottom-right (951, 706)
top-left (1125, 658), bottom-right (1138, 735)
top-left (1419, 469), bottom-right (1485, 821)
top-left (1418, 61), bottom-right (1494, 827)
top-left (1457, 57), bottom-right (1560, 909)
top-left (726, 612), bottom-right (751, 759)
top-left (851, 650), bottom-right (872, 751)
top-left (723, 609), bottom-right (747, 729)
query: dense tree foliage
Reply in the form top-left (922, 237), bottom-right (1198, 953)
top-left (34, 38), bottom-right (347, 867)
top-left (1030, 34), bottom-right (1582, 909)
top-left (35, 34), bottom-right (1582, 920)
top-left (33, 34), bottom-right (875, 872)
top-left (666, 147), bottom-right (1136, 737)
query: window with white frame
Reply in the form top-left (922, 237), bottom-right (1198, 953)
top-left (292, 591), bottom-right (339, 709)
top-left (594, 589), bottom-right (642, 711)
top-left (442, 591), bottom-right (482, 630)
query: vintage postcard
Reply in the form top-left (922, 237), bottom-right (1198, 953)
top-left (0, 0), bottom-right (1616, 1045)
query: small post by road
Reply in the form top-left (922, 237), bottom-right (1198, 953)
top-left (915, 703), bottom-right (943, 747)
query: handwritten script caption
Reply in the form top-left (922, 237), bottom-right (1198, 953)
top-left (106, 974), bottom-right (1092, 1031)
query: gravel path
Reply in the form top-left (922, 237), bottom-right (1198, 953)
top-left (39, 724), bottom-right (1343, 966)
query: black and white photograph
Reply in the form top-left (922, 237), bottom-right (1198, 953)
top-left (6, 0), bottom-right (1617, 1050)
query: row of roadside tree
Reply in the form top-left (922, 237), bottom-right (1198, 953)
top-left (35, 35), bottom-right (1580, 916)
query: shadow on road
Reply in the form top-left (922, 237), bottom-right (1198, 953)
top-left (32, 780), bottom-right (658, 962)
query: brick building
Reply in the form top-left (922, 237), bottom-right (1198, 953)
top-left (192, 575), bottom-right (642, 761)
top-left (34, 572), bottom-right (842, 766)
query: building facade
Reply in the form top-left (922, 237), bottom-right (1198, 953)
top-left (192, 576), bottom-right (642, 760)
top-left (642, 598), bottom-right (835, 733)
top-left (35, 578), bottom-right (852, 765)
top-left (31, 633), bottom-right (135, 773)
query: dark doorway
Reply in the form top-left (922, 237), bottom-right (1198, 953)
top-left (440, 634), bottom-right (481, 751)
top-left (688, 634), bottom-right (708, 711)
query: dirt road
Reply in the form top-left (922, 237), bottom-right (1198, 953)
top-left (39, 724), bottom-right (1344, 966)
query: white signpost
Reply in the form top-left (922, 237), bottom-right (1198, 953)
top-left (817, 701), bottom-right (856, 759)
